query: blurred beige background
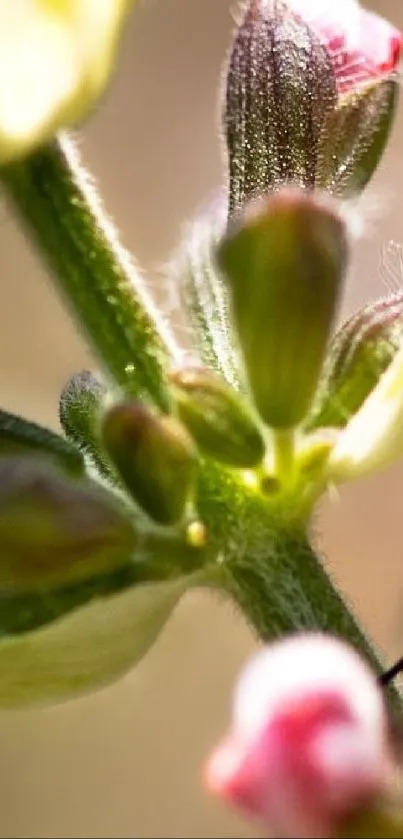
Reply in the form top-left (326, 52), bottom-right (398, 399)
top-left (0, 1), bottom-right (402, 836)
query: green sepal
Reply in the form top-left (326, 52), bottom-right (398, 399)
top-left (101, 401), bottom-right (198, 525)
top-left (170, 365), bottom-right (265, 468)
top-left (59, 369), bottom-right (117, 483)
top-left (0, 407), bottom-right (84, 476)
top-left (173, 201), bottom-right (242, 389)
top-left (306, 293), bottom-right (403, 431)
top-left (217, 189), bottom-right (347, 428)
top-left (0, 456), bottom-right (138, 590)
top-left (317, 79), bottom-right (399, 196)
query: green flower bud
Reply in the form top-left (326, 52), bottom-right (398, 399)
top-left (306, 293), bottom-right (403, 431)
top-left (224, 0), bottom-right (336, 215)
top-left (101, 401), bottom-right (197, 525)
top-left (169, 365), bottom-right (265, 468)
top-left (317, 79), bottom-right (399, 197)
top-left (0, 456), bottom-right (137, 590)
top-left (217, 189), bottom-right (347, 429)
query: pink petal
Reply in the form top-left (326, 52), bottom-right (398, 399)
top-left (283, 0), bottom-right (402, 92)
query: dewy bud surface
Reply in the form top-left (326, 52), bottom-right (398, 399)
top-left (224, 0), bottom-right (337, 214)
top-left (224, 0), bottom-right (402, 209)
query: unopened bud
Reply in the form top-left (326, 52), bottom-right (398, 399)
top-left (0, 456), bottom-right (137, 590)
top-left (169, 366), bottom-right (265, 468)
top-left (101, 401), bottom-right (197, 525)
top-left (306, 293), bottom-right (403, 431)
top-left (217, 189), bottom-right (347, 429)
top-left (224, 0), bottom-right (336, 215)
top-left (206, 633), bottom-right (390, 839)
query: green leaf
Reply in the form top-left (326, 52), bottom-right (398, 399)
top-left (102, 401), bottom-right (198, 525)
top-left (0, 456), bottom-right (138, 589)
top-left (170, 365), bottom-right (265, 468)
top-left (0, 407), bottom-right (84, 475)
top-left (306, 292), bottom-right (403, 431)
top-left (217, 189), bottom-right (347, 428)
top-left (59, 369), bottom-right (117, 483)
top-left (0, 572), bottom-right (199, 707)
top-left (317, 79), bottom-right (398, 196)
top-left (1, 135), bottom-right (175, 410)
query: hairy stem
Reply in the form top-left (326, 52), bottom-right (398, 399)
top-left (0, 133), bottom-right (179, 410)
top-left (215, 516), bottom-right (402, 710)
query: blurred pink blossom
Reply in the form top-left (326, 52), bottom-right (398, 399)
top-left (206, 634), bottom-right (391, 838)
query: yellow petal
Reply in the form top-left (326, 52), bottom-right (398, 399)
top-left (0, 0), bottom-right (133, 163)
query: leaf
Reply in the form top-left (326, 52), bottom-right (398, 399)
top-left (0, 572), bottom-right (199, 707)
top-left (0, 407), bottom-right (84, 475)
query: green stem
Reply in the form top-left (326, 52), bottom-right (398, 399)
top-left (0, 133), bottom-right (177, 411)
top-left (274, 428), bottom-right (296, 486)
top-left (216, 518), bottom-right (402, 711)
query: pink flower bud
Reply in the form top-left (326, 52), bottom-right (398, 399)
top-left (206, 634), bottom-right (390, 838)
top-left (286, 0), bottom-right (402, 92)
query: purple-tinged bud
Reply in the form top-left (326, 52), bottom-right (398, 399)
top-left (224, 0), bottom-right (337, 215)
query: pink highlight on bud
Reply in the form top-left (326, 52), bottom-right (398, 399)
top-left (284, 0), bottom-right (402, 93)
top-left (206, 634), bottom-right (390, 838)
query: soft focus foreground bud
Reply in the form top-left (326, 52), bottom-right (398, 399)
top-left (224, 1), bottom-right (401, 211)
top-left (169, 365), bottom-right (265, 468)
top-left (306, 293), bottom-right (403, 431)
top-left (217, 189), bottom-right (347, 429)
top-left (224, 0), bottom-right (336, 214)
top-left (0, 456), bottom-right (137, 590)
top-left (101, 401), bottom-right (197, 525)
top-left (328, 342), bottom-right (403, 481)
top-left (206, 634), bottom-right (390, 839)
top-left (0, 1), bottom-right (133, 164)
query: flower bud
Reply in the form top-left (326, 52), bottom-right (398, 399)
top-left (0, 456), bottom-right (137, 590)
top-left (206, 633), bottom-right (390, 839)
top-left (224, 0), bottom-right (401, 211)
top-left (169, 365), bottom-right (265, 468)
top-left (224, 0), bottom-right (337, 215)
top-left (217, 189), bottom-right (347, 429)
top-left (306, 293), bottom-right (403, 431)
top-left (101, 401), bottom-right (197, 525)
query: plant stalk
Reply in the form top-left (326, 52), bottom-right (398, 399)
top-left (0, 133), bottom-right (178, 410)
